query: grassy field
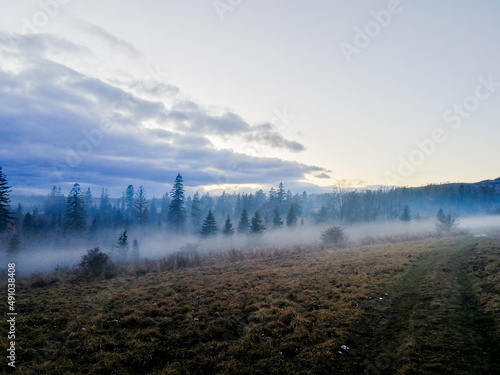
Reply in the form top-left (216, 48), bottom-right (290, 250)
top-left (2, 235), bottom-right (500, 374)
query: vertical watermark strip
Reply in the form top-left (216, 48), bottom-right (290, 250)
top-left (6, 263), bottom-right (17, 368)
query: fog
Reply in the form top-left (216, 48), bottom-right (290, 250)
top-left (2, 215), bottom-right (499, 278)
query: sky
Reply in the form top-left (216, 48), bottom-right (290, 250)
top-left (1, 0), bottom-right (499, 197)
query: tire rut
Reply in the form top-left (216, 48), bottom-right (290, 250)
top-left (353, 242), bottom-right (500, 375)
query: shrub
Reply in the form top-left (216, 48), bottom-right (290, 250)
top-left (321, 226), bottom-right (346, 247)
top-left (78, 247), bottom-right (115, 279)
top-left (435, 209), bottom-right (460, 234)
top-left (29, 273), bottom-right (60, 289)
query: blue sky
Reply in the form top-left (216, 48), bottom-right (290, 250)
top-left (1, 0), bottom-right (499, 196)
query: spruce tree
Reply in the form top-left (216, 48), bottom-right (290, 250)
top-left (134, 185), bottom-right (149, 224)
top-left (63, 183), bottom-right (87, 233)
top-left (0, 166), bottom-right (14, 233)
top-left (286, 204), bottom-right (298, 227)
top-left (167, 174), bottom-right (187, 229)
top-left (276, 182), bottom-right (286, 213)
top-left (84, 188), bottom-right (93, 214)
top-left (200, 210), bottom-right (218, 238)
top-left (125, 185), bottom-right (135, 221)
top-left (237, 208), bottom-right (250, 234)
top-left (272, 208), bottom-right (283, 229)
top-left (149, 200), bottom-right (158, 224)
top-left (99, 188), bottom-right (112, 217)
top-left (116, 230), bottom-right (129, 262)
top-left (250, 211), bottom-right (265, 234)
top-left (222, 215), bottom-right (234, 236)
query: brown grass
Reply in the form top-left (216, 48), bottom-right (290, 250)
top-left (1, 235), bottom-right (499, 374)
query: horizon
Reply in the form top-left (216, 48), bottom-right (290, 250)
top-left (7, 174), bottom-right (500, 200)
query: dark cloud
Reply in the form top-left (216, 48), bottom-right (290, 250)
top-left (167, 102), bottom-right (251, 135)
top-left (315, 173), bottom-right (331, 179)
top-left (0, 32), bottom-right (325, 195)
top-left (245, 123), bottom-right (306, 152)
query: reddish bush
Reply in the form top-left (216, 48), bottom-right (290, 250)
top-left (321, 226), bottom-right (346, 247)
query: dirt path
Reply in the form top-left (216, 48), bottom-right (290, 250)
top-left (355, 240), bottom-right (500, 375)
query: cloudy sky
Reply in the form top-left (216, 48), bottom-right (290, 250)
top-left (1, 0), bottom-right (499, 196)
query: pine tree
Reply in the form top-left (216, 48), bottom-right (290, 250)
top-left (125, 185), bottom-right (135, 221)
top-left (277, 182), bottom-right (286, 213)
top-left (200, 210), bottom-right (218, 238)
top-left (286, 204), bottom-right (298, 227)
top-left (149, 200), bottom-right (158, 224)
top-left (399, 205), bottom-right (412, 222)
top-left (237, 208), bottom-right (250, 234)
top-left (115, 230), bottom-right (129, 262)
top-left (272, 208), bottom-right (283, 229)
top-left (84, 188), bottom-right (93, 214)
top-left (167, 174), bottom-right (187, 229)
top-left (222, 215), bottom-right (234, 236)
top-left (134, 186), bottom-right (149, 224)
top-left (0, 166), bottom-right (14, 233)
top-left (63, 183), bottom-right (87, 233)
top-left (250, 211), bottom-right (265, 234)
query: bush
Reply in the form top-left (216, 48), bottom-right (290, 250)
top-left (435, 209), bottom-right (459, 234)
top-left (29, 273), bottom-right (60, 289)
top-left (78, 247), bottom-right (115, 279)
top-left (321, 226), bottom-right (346, 247)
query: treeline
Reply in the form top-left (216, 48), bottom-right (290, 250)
top-left (0, 166), bottom-right (499, 254)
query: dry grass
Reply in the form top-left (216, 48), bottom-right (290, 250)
top-left (1, 235), bottom-right (499, 374)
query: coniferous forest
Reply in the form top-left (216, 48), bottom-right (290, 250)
top-left (1, 165), bottom-right (499, 264)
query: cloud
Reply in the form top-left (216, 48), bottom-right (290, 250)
top-left (78, 21), bottom-right (142, 59)
top-left (245, 123), bottom-right (306, 152)
top-left (167, 102), bottom-right (251, 135)
top-left (0, 31), bottom-right (325, 196)
top-left (315, 173), bottom-right (331, 179)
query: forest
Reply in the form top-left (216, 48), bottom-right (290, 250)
top-left (1, 166), bottom-right (499, 260)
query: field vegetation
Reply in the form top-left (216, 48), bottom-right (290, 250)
top-left (2, 233), bottom-right (500, 374)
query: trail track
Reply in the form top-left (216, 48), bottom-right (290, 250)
top-left (355, 240), bottom-right (500, 375)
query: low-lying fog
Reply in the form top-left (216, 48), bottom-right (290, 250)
top-left (2, 215), bottom-right (499, 277)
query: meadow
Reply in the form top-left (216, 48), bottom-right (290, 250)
top-left (2, 233), bottom-right (500, 374)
